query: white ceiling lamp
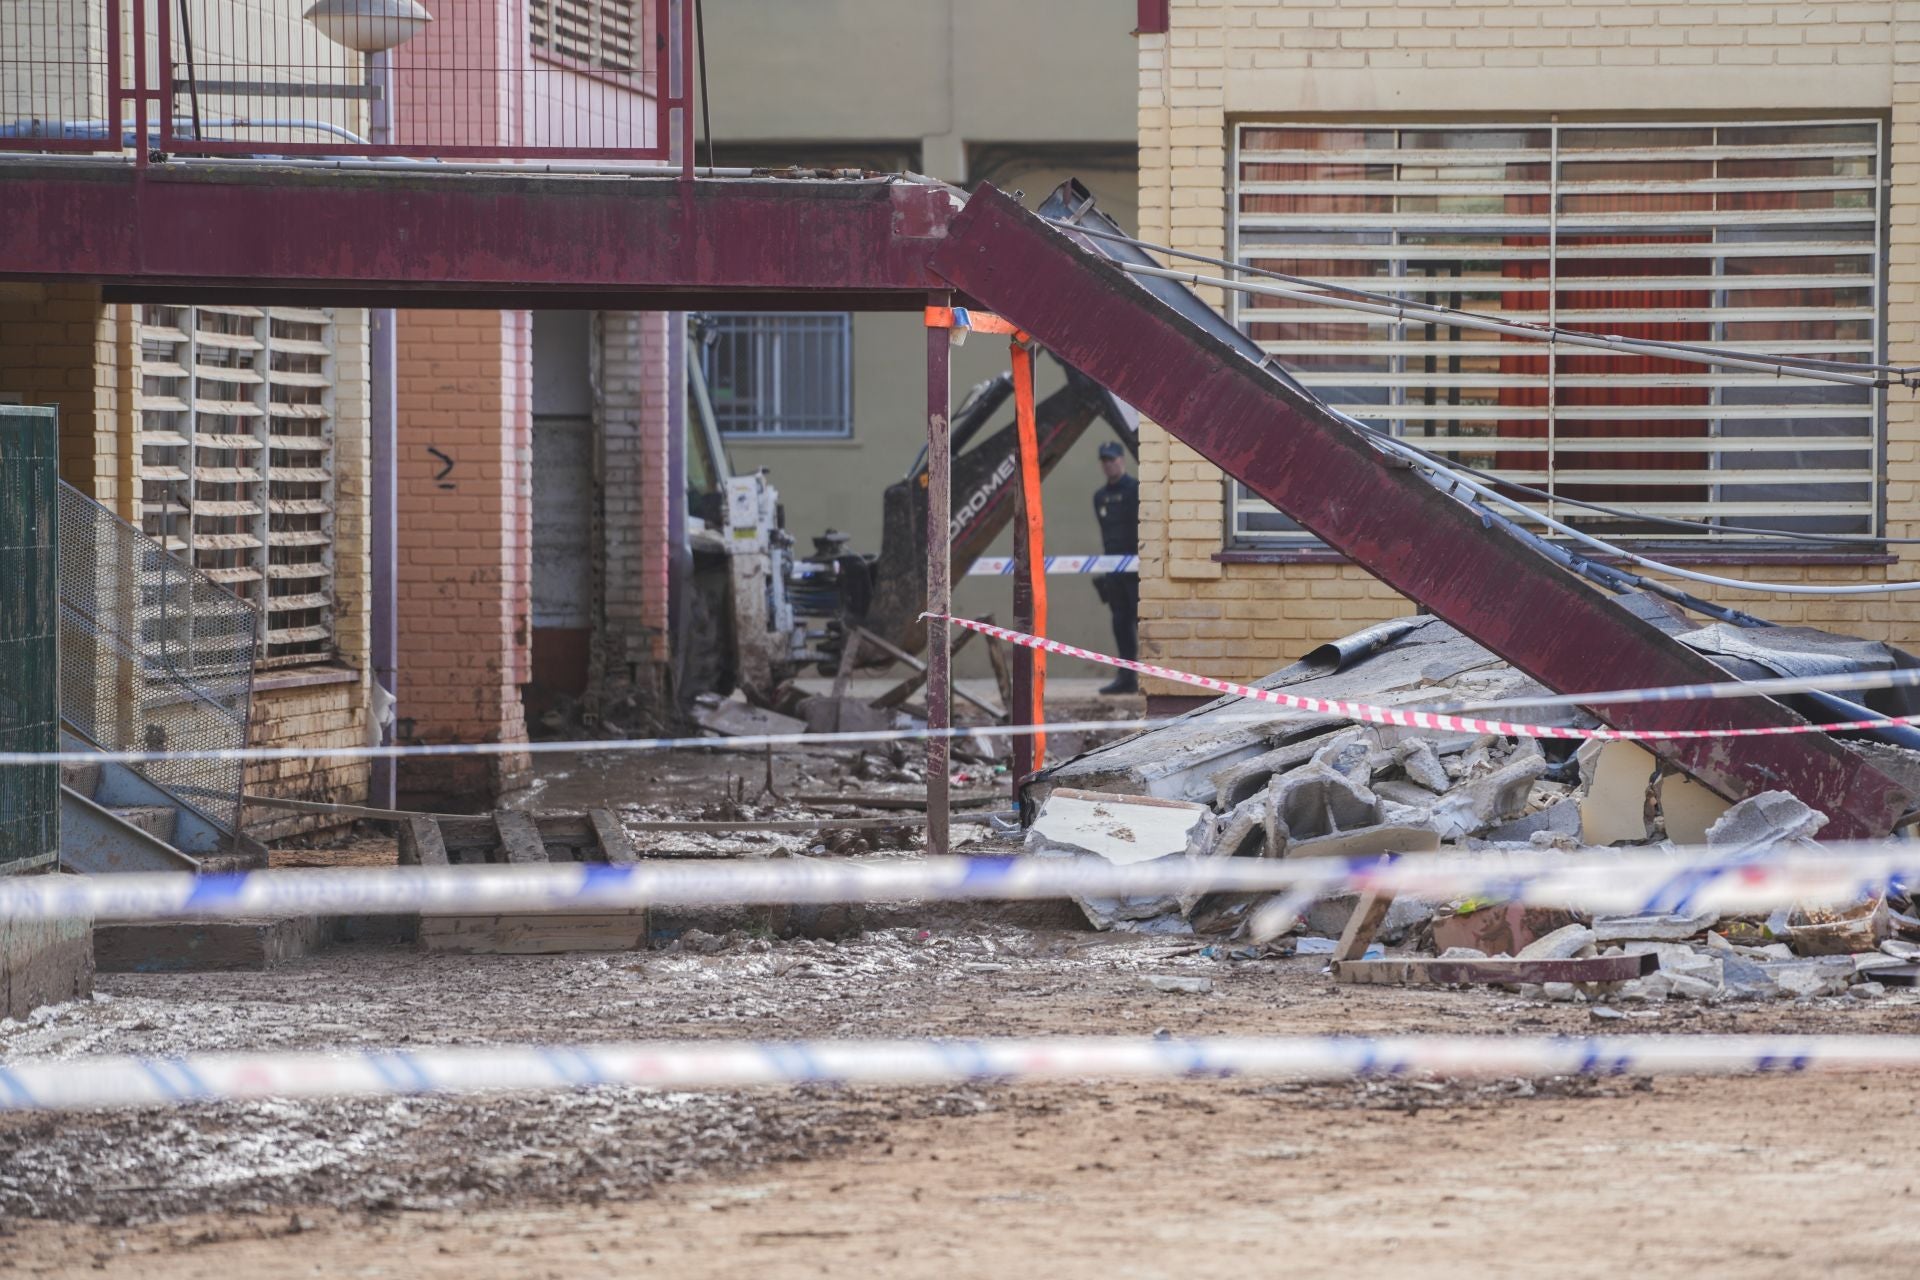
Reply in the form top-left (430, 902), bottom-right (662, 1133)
top-left (304, 0), bottom-right (434, 54)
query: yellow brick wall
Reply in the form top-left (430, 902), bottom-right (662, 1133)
top-left (0, 288), bottom-right (374, 836)
top-left (1138, 0), bottom-right (1920, 690)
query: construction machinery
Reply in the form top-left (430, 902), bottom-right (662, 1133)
top-left (676, 320), bottom-right (1136, 709)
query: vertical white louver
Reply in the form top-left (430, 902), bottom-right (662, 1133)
top-left (138, 305), bottom-right (337, 666)
top-left (1229, 120), bottom-right (1883, 545)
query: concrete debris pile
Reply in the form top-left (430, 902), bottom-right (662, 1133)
top-left (1024, 611), bottom-right (1920, 1002)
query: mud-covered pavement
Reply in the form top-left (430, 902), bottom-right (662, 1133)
top-left (7, 739), bottom-right (1920, 1276)
top-left (5, 912), bottom-right (1920, 1276)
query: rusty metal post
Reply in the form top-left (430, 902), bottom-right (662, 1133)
top-left (925, 295), bottom-right (953, 855)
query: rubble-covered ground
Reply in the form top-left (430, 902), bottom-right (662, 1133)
top-left (4, 913), bottom-right (1920, 1278)
top-left (8, 706), bottom-right (1920, 1277)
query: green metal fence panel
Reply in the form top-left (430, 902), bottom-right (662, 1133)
top-left (0, 406), bottom-right (58, 875)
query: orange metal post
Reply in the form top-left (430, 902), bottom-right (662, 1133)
top-left (1009, 337), bottom-right (1046, 774)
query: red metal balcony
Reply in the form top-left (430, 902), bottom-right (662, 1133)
top-left (0, 0), bottom-right (693, 168)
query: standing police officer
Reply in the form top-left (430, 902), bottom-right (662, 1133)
top-left (1092, 440), bottom-right (1139, 695)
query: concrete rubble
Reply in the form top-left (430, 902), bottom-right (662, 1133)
top-left (1021, 613), bottom-right (1920, 1002)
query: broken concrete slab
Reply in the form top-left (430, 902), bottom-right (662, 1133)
top-left (1025, 788), bottom-right (1213, 932)
top-left (1771, 956), bottom-right (1856, 998)
top-left (1206, 735), bottom-right (1340, 811)
top-left (1269, 762), bottom-right (1382, 846)
top-left (1424, 752), bottom-right (1544, 841)
top-left (1393, 739), bottom-right (1451, 794)
top-left (1516, 923), bottom-right (1597, 961)
top-left (1705, 790), bottom-right (1828, 852)
top-left (1484, 794), bottom-right (1581, 844)
top-left (1592, 908), bottom-right (1720, 943)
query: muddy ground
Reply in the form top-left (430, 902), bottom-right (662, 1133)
top-left (6, 742), bottom-right (1920, 1277)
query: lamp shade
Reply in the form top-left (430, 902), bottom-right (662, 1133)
top-left (303, 0), bottom-right (433, 54)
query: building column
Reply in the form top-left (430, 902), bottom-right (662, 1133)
top-left (393, 308), bottom-right (532, 807)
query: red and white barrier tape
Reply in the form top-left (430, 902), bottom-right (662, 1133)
top-left (935, 615), bottom-right (1920, 744)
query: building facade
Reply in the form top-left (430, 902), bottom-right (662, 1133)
top-left (1136, 0), bottom-right (1920, 705)
top-left (698, 0), bottom-right (1140, 678)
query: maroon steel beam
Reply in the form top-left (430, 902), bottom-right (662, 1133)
top-left (929, 185), bottom-right (1910, 838)
top-left (0, 163), bottom-right (960, 304)
top-left (925, 294), bottom-right (953, 857)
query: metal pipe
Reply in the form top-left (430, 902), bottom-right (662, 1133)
top-left (1119, 262), bottom-right (1889, 389)
top-left (367, 51), bottom-right (398, 808)
top-left (925, 294), bottom-right (953, 856)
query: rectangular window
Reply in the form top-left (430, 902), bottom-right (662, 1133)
top-left (137, 305), bottom-right (338, 667)
top-left (529, 0), bottom-right (638, 74)
top-left (699, 312), bottom-right (854, 439)
top-left (1229, 120), bottom-right (1883, 546)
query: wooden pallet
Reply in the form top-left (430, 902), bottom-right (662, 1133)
top-left (398, 809), bottom-right (644, 954)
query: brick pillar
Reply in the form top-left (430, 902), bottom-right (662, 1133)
top-left (592, 310), bottom-right (675, 726)
top-left (394, 309), bottom-right (532, 807)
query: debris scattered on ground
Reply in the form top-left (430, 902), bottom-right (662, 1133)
top-left (1017, 615), bottom-right (1920, 1001)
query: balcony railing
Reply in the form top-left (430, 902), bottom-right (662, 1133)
top-left (0, 0), bottom-right (693, 169)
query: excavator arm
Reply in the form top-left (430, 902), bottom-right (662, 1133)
top-left (799, 350), bottom-right (1135, 662)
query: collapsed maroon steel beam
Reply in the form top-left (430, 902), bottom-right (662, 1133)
top-left (930, 185), bottom-right (1910, 838)
top-left (0, 163), bottom-right (959, 306)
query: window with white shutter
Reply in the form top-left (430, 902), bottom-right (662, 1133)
top-left (529, 0), bottom-right (638, 75)
top-left (138, 305), bottom-right (337, 667)
top-left (1228, 120), bottom-right (1884, 546)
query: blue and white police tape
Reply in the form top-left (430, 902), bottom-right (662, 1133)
top-left (2, 845), bottom-right (1918, 926)
top-left (3, 1035), bottom-right (1917, 1111)
top-left (968, 555), bottom-right (1139, 575)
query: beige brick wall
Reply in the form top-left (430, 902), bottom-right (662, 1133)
top-left (594, 310), bottom-right (674, 715)
top-left (0, 284), bottom-right (133, 519)
top-left (1138, 0), bottom-right (1920, 690)
top-left (2, 290), bottom-right (376, 835)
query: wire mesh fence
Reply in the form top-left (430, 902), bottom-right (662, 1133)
top-left (0, 0), bottom-right (686, 162)
top-left (0, 409), bottom-right (59, 875)
top-left (58, 481), bottom-right (256, 837)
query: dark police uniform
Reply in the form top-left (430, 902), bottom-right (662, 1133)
top-left (1093, 471), bottom-right (1140, 672)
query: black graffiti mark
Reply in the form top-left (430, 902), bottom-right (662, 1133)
top-left (428, 446), bottom-right (456, 490)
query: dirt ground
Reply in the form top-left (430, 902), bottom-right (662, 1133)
top-left (6, 743), bottom-right (1920, 1277)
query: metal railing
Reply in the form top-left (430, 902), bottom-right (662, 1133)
top-left (58, 481), bottom-right (256, 837)
top-left (0, 0), bottom-right (693, 167)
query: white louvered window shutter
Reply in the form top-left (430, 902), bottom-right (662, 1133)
top-left (529, 0), bottom-right (637, 74)
top-left (1228, 120), bottom-right (1883, 547)
top-left (138, 304), bottom-right (338, 667)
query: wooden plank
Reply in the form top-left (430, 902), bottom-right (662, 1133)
top-left (398, 816), bottom-right (448, 867)
top-left (588, 809), bottom-right (637, 864)
top-left (870, 623), bottom-right (980, 711)
top-left (850, 627), bottom-right (1004, 720)
top-left (1331, 953), bottom-right (1658, 987)
top-left (495, 811), bottom-right (547, 865)
top-left (1332, 892), bottom-right (1395, 963)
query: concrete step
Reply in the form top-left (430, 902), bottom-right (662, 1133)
top-left (59, 762), bottom-right (100, 797)
top-left (105, 805), bottom-right (178, 844)
top-left (94, 917), bottom-right (335, 973)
